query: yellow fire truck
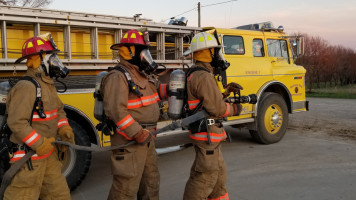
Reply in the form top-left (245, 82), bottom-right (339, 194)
top-left (0, 6), bottom-right (308, 190)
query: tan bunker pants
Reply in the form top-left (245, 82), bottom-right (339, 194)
top-left (183, 142), bottom-right (228, 200)
top-left (108, 135), bottom-right (159, 200)
top-left (4, 152), bottom-right (70, 200)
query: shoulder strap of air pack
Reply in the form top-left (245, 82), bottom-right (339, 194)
top-left (10, 76), bottom-right (46, 119)
top-left (186, 66), bottom-right (210, 78)
top-left (109, 65), bottom-right (143, 97)
top-left (184, 66), bottom-right (210, 115)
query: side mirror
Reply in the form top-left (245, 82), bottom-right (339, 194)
top-left (292, 37), bottom-right (304, 60)
top-left (292, 41), bottom-right (297, 47)
top-left (297, 37), bottom-right (304, 57)
top-left (296, 39), bottom-right (301, 57)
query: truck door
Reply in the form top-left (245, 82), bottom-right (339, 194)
top-left (222, 35), bottom-right (272, 94)
top-left (266, 39), bottom-right (290, 68)
top-left (221, 34), bottom-right (272, 116)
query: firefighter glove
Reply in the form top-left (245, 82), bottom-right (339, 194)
top-left (58, 126), bottom-right (75, 152)
top-left (223, 82), bottom-right (243, 98)
top-left (233, 103), bottom-right (243, 116)
top-left (135, 129), bottom-right (153, 145)
top-left (35, 137), bottom-right (55, 156)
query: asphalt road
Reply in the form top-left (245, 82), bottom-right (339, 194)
top-left (71, 98), bottom-right (356, 200)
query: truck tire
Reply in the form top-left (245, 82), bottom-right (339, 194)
top-left (60, 119), bottom-right (92, 191)
top-left (249, 92), bottom-right (289, 144)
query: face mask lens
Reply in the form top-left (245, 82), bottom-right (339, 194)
top-left (49, 54), bottom-right (61, 66)
top-left (143, 31), bottom-right (150, 45)
top-left (140, 49), bottom-right (158, 74)
top-left (39, 54), bottom-right (51, 75)
top-left (48, 54), bottom-right (70, 78)
top-left (216, 49), bottom-right (226, 63)
top-left (212, 48), bottom-right (230, 71)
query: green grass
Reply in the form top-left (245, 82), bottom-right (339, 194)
top-left (306, 84), bottom-right (356, 99)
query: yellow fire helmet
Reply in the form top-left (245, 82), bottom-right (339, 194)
top-left (184, 32), bottom-right (221, 56)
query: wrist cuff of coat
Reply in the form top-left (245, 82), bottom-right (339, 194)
top-left (233, 104), bottom-right (242, 116)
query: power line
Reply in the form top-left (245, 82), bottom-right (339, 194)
top-left (201, 0), bottom-right (238, 8)
top-left (162, 7), bottom-right (196, 22)
top-left (162, 0), bottom-right (238, 22)
top-left (172, 7), bottom-right (196, 18)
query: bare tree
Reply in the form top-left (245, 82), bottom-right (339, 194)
top-left (297, 34), bottom-right (328, 91)
top-left (0, 0), bottom-right (53, 8)
top-left (295, 32), bottom-right (356, 92)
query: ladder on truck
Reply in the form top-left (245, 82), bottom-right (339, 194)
top-left (0, 5), bottom-right (201, 73)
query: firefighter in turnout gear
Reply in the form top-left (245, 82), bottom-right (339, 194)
top-left (183, 32), bottom-right (242, 200)
top-left (101, 29), bottom-right (164, 200)
top-left (4, 33), bottom-right (73, 200)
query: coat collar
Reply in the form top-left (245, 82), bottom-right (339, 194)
top-left (194, 61), bottom-right (214, 73)
top-left (25, 67), bottom-right (54, 84)
top-left (119, 58), bottom-right (148, 89)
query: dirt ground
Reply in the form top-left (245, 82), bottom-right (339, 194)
top-left (71, 97), bottom-right (356, 200)
top-left (288, 97), bottom-right (356, 143)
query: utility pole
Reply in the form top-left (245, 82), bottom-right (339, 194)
top-left (198, 2), bottom-right (201, 27)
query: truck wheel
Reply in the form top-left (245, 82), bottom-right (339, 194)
top-left (59, 119), bottom-right (92, 191)
top-left (249, 92), bottom-right (289, 144)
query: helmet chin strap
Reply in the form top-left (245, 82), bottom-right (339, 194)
top-left (209, 48), bottom-right (220, 75)
top-left (208, 48), bottom-right (214, 62)
top-left (127, 46), bottom-right (143, 68)
top-left (126, 45), bottom-right (138, 66)
top-left (127, 46), bottom-right (134, 59)
top-left (39, 53), bottom-right (49, 76)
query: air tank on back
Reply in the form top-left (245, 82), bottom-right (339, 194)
top-left (0, 81), bottom-right (11, 124)
top-left (93, 71), bottom-right (108, 121)
top-left (168, 69), bottom-right (186, 120)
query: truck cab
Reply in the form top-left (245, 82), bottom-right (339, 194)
top-left (205, 23), bottom-right (308, 144)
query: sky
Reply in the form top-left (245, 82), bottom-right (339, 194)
top-left (49, 0), bottom-right (356, 50)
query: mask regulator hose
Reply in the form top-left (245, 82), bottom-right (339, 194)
top-left (55, 77), bottom-right (67, 93)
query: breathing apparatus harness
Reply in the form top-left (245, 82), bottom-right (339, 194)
top-left (95, 64), bottom-right (143, 137)
top-left (0, 76), bottom-right (46, 177)
top-left (182, 41), bottom-right (234, 144)
top-left (110, 65), bottom-right (143, 97)
top-left (184, 66), bottom-right (209, 114)
top-left (183, 66), bottom-right (226, 145)
top-left (12, 77), bottom-right (46, 119)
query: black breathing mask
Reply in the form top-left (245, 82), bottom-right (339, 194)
top-left (127, 46), bottom-right (159, 75)
top-left (139, 49), bottom-right (159, 75)
top-left (41, 53), bottom-right (70, 78)
top-left (41, 53), bottom-right (70, 93)
top-left (210, 48), bottom-right (230, 74)
top-left (48, 54), bottom-right (70, 78)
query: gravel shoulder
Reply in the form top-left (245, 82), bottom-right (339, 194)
top-left (288, 97), bottom-right (356, 144)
